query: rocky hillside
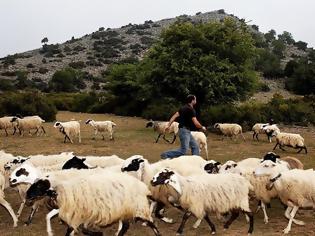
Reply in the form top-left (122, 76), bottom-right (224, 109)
top-left (0, 10), bottom-right (309, 95)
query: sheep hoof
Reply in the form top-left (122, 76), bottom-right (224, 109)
top-left (264, 218), bottom-right (269, 224)
top-left (13, 222), bottom-right (18, 228)
top-left (211, 231), bottom-right (216, 235)
top-left (283, 227), bottom-right (290, 234)
top-left (142, 222), bottom-right (148, 227)
top-left (161, 217), bottom-right (173, 224)
top-left (176, 232), bottom-right (183, 236)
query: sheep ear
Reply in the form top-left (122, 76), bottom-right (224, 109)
top-left (82, 158), bottom-right (86, 162)
top-left (165, 179), bottom-right (170, 184)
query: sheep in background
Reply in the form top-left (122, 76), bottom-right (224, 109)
top-left (191, 131), bottom-right (208, 160)
top-left (263, 124), bottom-right (281, 142)
top-left (272, 130), bottom-right (307, 154)
top-left (85, 119), bottom-right (116, 140)
top-left (26, 171), bottom-right (161, 236)
top-left (151, 169), bottom-right (254, 235)
top-left (11, 116), bottom-right (46, 136)
top-left (0, 116), bottom-right (16, 136)
top-left (53, 121), bottom-right (81, 143)
top-left (146, 119), bottom-right (179, 143)
top-left (252, 123), bottom-right (269, 141)
top-left (213, 123), bottom-right (245, 141)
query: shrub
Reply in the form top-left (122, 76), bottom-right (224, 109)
top-left (69, 61), bottom-right (86, 69)
top-left (49, 68), bottom-right (86, 92)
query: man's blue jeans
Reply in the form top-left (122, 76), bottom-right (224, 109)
top-left (160, 127), bottom-right (199, 159)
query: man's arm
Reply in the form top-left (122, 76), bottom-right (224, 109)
top-left (167, 112), bottom-right (180, 127)
top-left (192, 117), bottom-right (206, 131)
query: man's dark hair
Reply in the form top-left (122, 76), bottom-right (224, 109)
top-left (186, 94), bottom-right (196, 104)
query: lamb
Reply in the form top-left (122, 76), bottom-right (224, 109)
top-left (191, 131), bottom-right (208, 160)
top-left (151, 168), bottom-right (254, 235)
top-left (0, 116), bottom-right (16, 136)
top-left (272, 130), bottom-right (307, 154)
top-left (11, 116), bottom-right (46, 136)
top-left (85, 119), bottom-right (116, 140)
top-left (262, 124), bottom-right (280, 142)
top-left (121, 155), bottom-right (207, 223)
top-left (26, 171), bottom-right (161, 236)
top-left (53, 121), bottom-right (81, 143)
top-left (213, 123), bottom-right (245, 140)
top-left (254, 163), bottom-right (315, 233)
top-left (146, 119), bottom-right (179, 143)
top-left (0, 172), bottom-right (18, 227)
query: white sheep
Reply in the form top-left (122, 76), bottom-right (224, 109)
top-left (151, 169), bottom-right (254, 235)
top-left (220, 154), bottom-right (304, 224)
top-left (0, 116), bottom-right (16, 136)
top-left (146, 119), bottom-right (179, 143)
top-left (0, 172), bottom-right (18, 227)
top-left (85, 119), bottom-right (116, 140)
top-left (121, 155), bottom-right (207, 224)
top-left (11, 116), bottom-right (46, 136)
top-left (262, 124), bottom-right (280, 142)
top-left (191, 131), bottom-right (208, 160)
top-left (26, 171), bottom-right (161, 236)
top-left (252, 123), bottom-right (269, 141)
top-left (214, 123), bottom-right (245, 140)
top-left (53, 121), bottom-right (81, 143)
top-left (254, 163), bottom-right (315, 233)
top-left (272, 130), bottom-right (307, 154)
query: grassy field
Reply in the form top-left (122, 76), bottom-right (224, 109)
top-left (0, 111), bottom-right (314, 236)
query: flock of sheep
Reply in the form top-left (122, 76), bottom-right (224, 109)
top-left (0, 115), bottom-right (311, 236)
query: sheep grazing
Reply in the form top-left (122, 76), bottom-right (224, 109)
top-left (272, 130), bottom-right (307, 154)
top-left (11, 116), bottom-right (46, 136)
top-left (213, 123), bottom-right (245, 141)
top-left (252, 123), bottom-right (270, 141)
top-left (191, 131), bottom-right (208, 160)
top-left (85, 119), bottom-right (116, 140)
top-left (254, 164), bottom-right (314, 234)
top-left (146, 119), bottom-right (179, 143)
top-left (151, 169), bottom-right (254, 235)
top-left (262, 124), bottom-right (280, 142)
top-left (53, 121), bottom-right (81, 143)
top-left (0, 172), bottom-right (18, 227)
top-left (26, 172), bottom-right (161, 236)
top-left (0, 116), bottom-right (17, 136)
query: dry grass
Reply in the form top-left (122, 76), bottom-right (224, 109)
top-left (0, 111), bottom-right (314, 236)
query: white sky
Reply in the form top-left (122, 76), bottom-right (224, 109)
top-left (0, 0), bottom-right (314, 58)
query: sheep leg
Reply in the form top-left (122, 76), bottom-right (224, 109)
top-left (65, 226), bottom-right (74, 236)
top-left (93, 129), bottom-right (98, 140)
top-left (34, 128), bottom-right (39, 136)
top-left (138, 219), bottom-right (161, 236)
top-left (117, 220), bottom-right (129, 236)
top-left (17, 200), bottom-right (26, 218)
top-left (241, 133), bottom-right (246, 141)
top-left (273, 142), bottom-right (279, 150)
top-left (252, 132), bottom-right (255, 140)
top-left (224, 210), bottom-right (240, 230)
top-left (78, 131), bottom-right (81, 143)
top-left (25, 204), bottom-right (38, 225)
top-left (47, 209), bottom-right (59, 236)
top-left (155, 202), bottom-right (173, 223)
top-left (283, 206), bottom-right (299, 234)
top-left (163, 134), bottom-right (170, 143)
top-left (155, 134), bottom-right (162, 143)
top-left (244, 211), bottom-right (254, 235)
top-left (192, 219), bottom-right (202, 229)
top-left (0, 197), bottom-right (18, 227)
top-left (204, 215), bottom-right (216, 234)
top-left (41, 126), bottom-right (46, 135)
top-left (284, 206), bottom-right (305, 226)
top-left (4, 128), bottom-right (8, 136)
top-left (176, 211), bottom-right (192, 235)
top-left (279, 145), bottom-right (286, 151)
top-left (12, 127), bottom-right (17, 135)
top-left (261, 202), bottom-right (269, 224)
top-left (170, 134), bottom-right (177, 144)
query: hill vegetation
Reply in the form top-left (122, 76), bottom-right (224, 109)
top-left (0, 10), bottom-right (314, 125)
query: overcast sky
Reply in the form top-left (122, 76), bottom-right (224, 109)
top-left (0, 0), bottom-right (314, 58)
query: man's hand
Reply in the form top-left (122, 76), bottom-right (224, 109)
top-left (165, 123), bottom-right (171, 132)
top-left (201, 126), bottom-right (207, 132)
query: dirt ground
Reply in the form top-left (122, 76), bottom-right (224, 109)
top-left (0, 111), bottom-right (314, 236)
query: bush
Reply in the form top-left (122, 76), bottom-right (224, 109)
top-left (0, 92), bottom-right (57, 121)
top-left (0, 79), bottom-right (15, 91)
top-left (69, 61), bottom-right (86, 69)
top-left (49, 68), bottom-right (86, 92)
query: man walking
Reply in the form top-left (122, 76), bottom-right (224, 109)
top-left (161, 94), bottom-right (206, 159)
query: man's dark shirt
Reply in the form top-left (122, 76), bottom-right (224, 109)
top-left (178, 104), bottom-right (196, 130)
